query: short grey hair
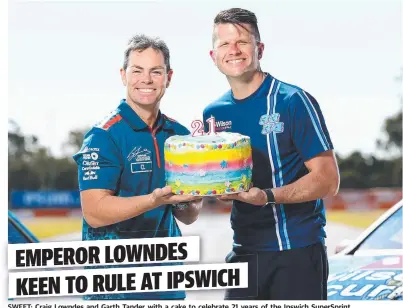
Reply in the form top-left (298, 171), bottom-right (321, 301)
top-left (123, 34), bottom-right (171, 71)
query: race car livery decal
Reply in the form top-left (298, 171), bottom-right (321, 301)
top-left (328, 269), bottom-right (402, 300)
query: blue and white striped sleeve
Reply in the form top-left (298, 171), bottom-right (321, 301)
top-left (289, 91), bottom-right (334, 161)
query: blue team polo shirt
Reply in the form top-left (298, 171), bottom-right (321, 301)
top-left (73, 99), bottom-right (189, 300)
top-left (203, 73), bottom-right (334, 252)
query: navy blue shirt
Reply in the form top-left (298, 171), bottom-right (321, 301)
top-left (73, 99), bottom-right (189, 299)
top-left (203, 74), bottom-right (334, 252)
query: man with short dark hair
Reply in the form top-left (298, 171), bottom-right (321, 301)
top-left (203, 8), bottom-right (340, 300)
top-left (73, 34), bottom-right (201, 300)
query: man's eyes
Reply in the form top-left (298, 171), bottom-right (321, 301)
top-left (219, 41), bottom-right (249, 47)
top-left (132, 70), bottom-right (163, 75)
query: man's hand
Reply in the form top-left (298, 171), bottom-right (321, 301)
top-left (219, 187), bottom-right (267, 206)
top-left (149, 186), bottom-right (201, 206)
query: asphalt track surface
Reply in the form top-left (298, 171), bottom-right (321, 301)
top-left (36, 212), bottom-right (363, 301)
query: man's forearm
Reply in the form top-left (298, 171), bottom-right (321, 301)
top-left (82, 192), bottom-right (155, 228)
top-left (272, 170), bottom-right (339, 204)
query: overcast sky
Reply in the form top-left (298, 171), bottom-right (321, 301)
top-left (8, 0), bottom-right (402, 157)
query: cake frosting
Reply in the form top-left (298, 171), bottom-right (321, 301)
top-left (164, 132), bottom-right (253, 196)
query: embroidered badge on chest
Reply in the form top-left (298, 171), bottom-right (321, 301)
top-left (127, 146), bottom-right (153, 173)
top-left (259, 113), bottom-right (284, 135)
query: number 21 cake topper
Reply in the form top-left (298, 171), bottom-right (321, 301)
top-left (191, 116), bottom-right (216, 137)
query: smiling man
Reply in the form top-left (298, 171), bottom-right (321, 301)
top-left (202, 8), bottom-right (340, 300)
top-left (73, 34), bottom-right (201, 300)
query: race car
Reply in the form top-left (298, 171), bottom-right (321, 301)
top-left (8, 210), bottom-right (39, 244)
top-left (328, 200), bottom-right (402, 300)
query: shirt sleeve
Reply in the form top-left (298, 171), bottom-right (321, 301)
top-left (72, 128), bottom-right (122, 192)
top-left (289, 91), bottom-right (334, 161)
top-left (175, 124), bottom-right (191, 136)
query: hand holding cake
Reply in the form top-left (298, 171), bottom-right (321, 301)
top-left (218, 187), bottom-right (268, 206)
top-left (149, 185), bottom-right (202, 206)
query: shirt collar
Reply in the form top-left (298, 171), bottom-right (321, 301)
top-left (231, 72), bottom-right (273, 103)
top-left (118, 99), bottom-right (173, 131)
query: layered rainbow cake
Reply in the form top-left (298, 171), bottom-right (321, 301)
top-left (164, 132), bottom-right (253, 196)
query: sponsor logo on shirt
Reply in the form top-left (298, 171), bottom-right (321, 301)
top-left (83, 170), bottom-right (98, 181)
top-left (215, 120), bottom-right (232, 131)
top-left (83, 152), bottom-right (99, 160)
top-left (83, 161), bottom-right (99, 166)
top-left (91, 152), bottom-right (98, 160)
top-left (259, 113), bottom-right (284, 135)
top-left (82, 166), bottom-right (100, 171)
top-left (131, 161), bottom-right (152, 173)
top-left (81, 146), bottom-right (100, 153)
top-left (80, 147), bottom-right (102, 180)
top-left (83, 175), bottom-right (98, 181)
top-left (127, 146), bottom-right (152, 162)
top-left (127, 146), bottom-right (152, 173)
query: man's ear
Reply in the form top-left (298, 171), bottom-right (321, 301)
top-left (120, 67), bottom-right (127, 86)
top-left (257, 42), bottom-right (265, 60)
top-left (210, 50), bottom-right (217, 64)
top-left (166, 69), bottom-right (174, 88)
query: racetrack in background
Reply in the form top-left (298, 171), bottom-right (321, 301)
top-left (20, 209), bottom-right (383, 241)
top-left (35, 211), bottom-right (366, 257)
